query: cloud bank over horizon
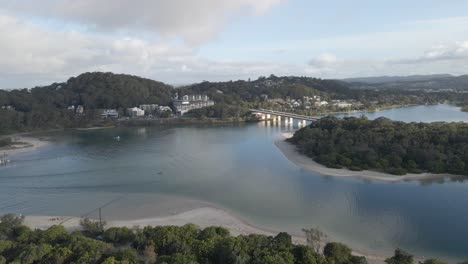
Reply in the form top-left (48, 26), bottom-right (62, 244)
top-left (0, 0), bottom-right (467, 88)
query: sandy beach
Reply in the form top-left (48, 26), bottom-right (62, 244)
top-left (24, 207), bottom-right (273, 237)
top-left (23, 207), bottom-right (386, 264)
top-left (276, 132), bottom-right (452, 182)
top-left (0, 135), bottom-right (49, 157)
top-left (74, 126), bottom-right (115, 131)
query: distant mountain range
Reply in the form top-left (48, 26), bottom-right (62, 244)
top-left (342, 74), bottom-right (468, 90)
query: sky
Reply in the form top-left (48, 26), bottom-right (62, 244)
top-left (1, 0), bottom-right (468, 88)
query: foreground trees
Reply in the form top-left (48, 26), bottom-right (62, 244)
top-left (289, 116), bottom-right (468, 176)
top-left (0, 214), bottom-right (458, 264)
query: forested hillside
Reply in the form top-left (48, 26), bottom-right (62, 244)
top-left (288, 117), bottom-right (468, 176)
top-left (178, 75), bottom-right (352, 104)
top-left (179, 75), bottom-right (356, 119)
top-left (179, 75), bottom-right (458, 118)
top-left (0, 72), bottom-right (173, 111)
top-left (0, 72), bottom-right (174, 134)
top-left (1, 72), bottom-right (467, 134)
top-left (345, 74), bottom-right (468, 91)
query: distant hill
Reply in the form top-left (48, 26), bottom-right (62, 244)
top-left (178, 75), bottom-right (360, 104)
top-left (0, 72), bottom-right (175, 112)
top-left (0, 72), bottom-right (176, 134)
top-left (1, 73), bottom-right (364, 114)
top-left (1, 72), bottom-right (465, 134)
top-left (65, 72), bottom-right (175, 109)
top-left (342, 74), bottom-right (468, 91)
top-left (342, 74), bottom-right (453, 84)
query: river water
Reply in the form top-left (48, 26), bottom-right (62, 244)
top-left (1, 104), bottom-right (468, 262)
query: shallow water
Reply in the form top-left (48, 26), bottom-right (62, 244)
top-left (1, 104), bottom-right (468, 262)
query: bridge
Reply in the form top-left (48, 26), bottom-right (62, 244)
top-left (250, 109), bottom-right (319, 125)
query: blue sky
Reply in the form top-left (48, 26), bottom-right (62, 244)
top-left (0, 0), bottom-right (467, 88)
top-left (200, 0), bottom-right (468, 61)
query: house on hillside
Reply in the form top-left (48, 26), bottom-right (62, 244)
top-left (76, 105), bottom-right (84, 114)
top-left (172, 93), bottom-right (215, 115)
top-left (1, 105), bottom-right (15, 111)
top-left (101, 109), bottom-right (119, 118)
top-left (158, 106), bottom-right (172, 113)
top-left (139, 104), bottom-right (159, 113)
top-left (332, 100), bottom-right (353, 108)
top-left (315, 101), bottom-right (329, 107)
top-left (127, 107), bottom-right (145, 118)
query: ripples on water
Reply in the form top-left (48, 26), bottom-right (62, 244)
top-left (1, 104), bottom-right (468, 262)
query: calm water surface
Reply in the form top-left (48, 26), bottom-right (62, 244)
top-left (1, 104), bottom-right (468, 262)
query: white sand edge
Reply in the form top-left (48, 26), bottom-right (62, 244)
top-left (23, 207), bottom-right (386, 264)
top-left (74, 126), bottom-right (114, 131)
top-left (276, 132), bottom-right (452, 182)
top-left (0, 136), bottom-right (49, 156)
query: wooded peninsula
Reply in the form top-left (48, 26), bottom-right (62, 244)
top-left (288, 117), bottom-right (468, 176)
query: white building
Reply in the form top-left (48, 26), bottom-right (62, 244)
top-left (127, 107), bottom-right (145, 118)
top-left (314, 101), bottom-right (329, 107)
top-left (76, 105), bottom-right (84, 114)
top-left (172, 93), bottom-right (215, 115)
top-left (67, 105), bottom-right (84, 114)
top-left (158, 106), bottom-right (172, 113)
top-left (332, 100), bottom-right (352, 108)
top-left (1, 105), bottom-right (15, 111)
top-left (291, 100), bottom-right (301, 108)
top-left (101, 109), bottom-right (119, 118)
top-left (140, 104), bottom-right (159, 113)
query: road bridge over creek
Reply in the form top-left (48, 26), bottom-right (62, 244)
top-left (250, 109), bottom-right (319, 125)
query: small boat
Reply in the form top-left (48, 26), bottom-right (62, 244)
top-left (114, 136), bottom-right (121, 142)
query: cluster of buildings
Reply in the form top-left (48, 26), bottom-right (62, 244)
top-left (330, 100), bottom-right (354, 109)
top-left (126, 104), bottom-right (173, 118)
top-left (101, 109), bottom-right (119, 118)
top-left (172, 93), bottom-right (215, 115)
top-left (127, 107), bottom-right (145, 118)
top-left (97, 93), bottom-right (214, 119)
top-left (1, 105), bottom-right (15, 111)
top-left (67, 105), bottom-right (84, 115)
top-left (302, 96), bottom-right (329, 109)
top-left (272, 96), bottom-right (329, 109)
top-left (267, 95), bottom-right (359, 110)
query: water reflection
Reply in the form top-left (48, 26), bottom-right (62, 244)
top-left (1, 104), bottom-right (468, 262)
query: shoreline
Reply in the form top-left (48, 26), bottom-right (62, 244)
top-left (0, 135), bottom-right (50, 157)
top-left (312, 103), bottom-right (421, 117)
top-left (74, 126), bottom-right (115, 131)
top-left (275, 132), bottom-right (453, 182)
top-left (22, 206), bottom-right (387, 264)
top-left (24, 207), bottom-right (274, 238)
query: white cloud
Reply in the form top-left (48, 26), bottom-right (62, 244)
top-left (0, 12), bottom-right (296, 88)
top-left (0, 0), bottom-right (283, 45)
top-left (309, 53), bottom-right (338, 67)
top-left (389, 41), bottom-right (468, 64)
top-left (306, 42), bottom-right (468, 79)
top-left (1, 2), bottom-right (467, 88)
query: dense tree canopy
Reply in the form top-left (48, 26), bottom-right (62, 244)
top-left (0, 214), bottom-right (456, 264)
top-left (0, 72), bottom-right (174, 134)
top-left (288, 116), bottom-right (468, 176)
top-left (1, 72), bottom-right (466, 134)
